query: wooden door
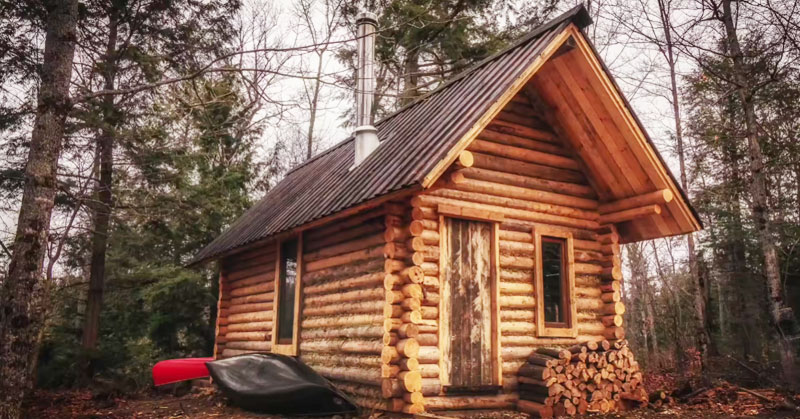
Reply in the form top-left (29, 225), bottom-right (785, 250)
top-left (440, 217), bottom-right (497, 389)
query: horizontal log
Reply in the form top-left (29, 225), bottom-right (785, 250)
top-left (603, 326), bottom-right (626, 340)
top-left (471, 151), bottom-right (587, 185)
top-left (305, 245), bottom-right (385, 272)
top-left (470, 139), bottom-right (580, 171)
top-left (416, 193), bottom-right (598, 230)
top-left (326, 380), bottom-right (383, 399)
top-left (304, 233), bottom-right (384, 263)
top-left (226, 321), bottom-right (272, 332)
top-left (226, 263), bottom-right (274, 282)
top-left (308, 363), bottom-right (382, 386)
top-left (230, 291), bottom-right (274, 305)
top-left (420, 378), bottom-right (441, 396)
top-left (500, 295), bottom-right (536, 309)
top-left (226, 331), bottom-right (269, 341)
top-left (411, 206), bottom-right (437, 221)
top-left (598, 204), bottom-right (661, 225)
top-left (409, 220), bottom-right (438, 236)
top-left (224, 341), bottom-right (272, 351)
top-left (501, 310), bottom-right (535, 322)
top-left (303, 257), bottom-right (384, 285)
top-left (600, 281), bottom-right (621, 293)
top-left (382, 257), bottom-right (406, 274)
top-left (400, 298), bottom-right (421, 312)
top-left (453, 166), bottom-right (594, 200)
top-left (228, 311), bottom-right (272, 324)
top-left (500, 239), bottom-right (535, 255)
top-left (486, 118), bottom-right (558, 143)
top-left (397, 338), bottom-right (420, 358)
top-left (228, 302), bottom-right (273, 315)
top-left (425, 394), bottom-right (518, 410)
top-left (419, 363), bottom-right (440, 378)
top-left (304, 272), bottom-right (384, 296)
top-left (298, 353), bottom-right (382, 369)
top-left (305, 287), bottom-right (384, 306)
top-left (415, 333), bottom-right (438, 346)
top-left (500, 281), bottom-right (534, 295)
top-left (304, 300), bottom-right (383, 317)
top-left (300, 339), bottom-right (384, 355)
top-left (599, 189), bottom-right (673, 214)
top-left (384, 226), bottom-right (409, 242)
top-left (417, 346), bottom-right (440, 364)
top-left (602, 314), bottom-right (624, 327)
top-left (479, 127), bottom-right (569, 157)
top-left (398, 323), bottom-right (419, 339)
top-left (228, 270), bottom-right (275, 290)
top-left (448, 176), bottom-right (598, 219)
top-left (384, 242), bottom-right (409, 260)
top-left (302, 314), bottom-right (383, 329)
top-left (601, 291), bottom-right (621, 303)
top-left (518, 399), bottom-right (553, 418)
top-left (300, 324), bottom-right (384, 340)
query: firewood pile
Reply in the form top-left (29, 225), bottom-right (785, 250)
top-left (516, 339), bottom-right (648, 417)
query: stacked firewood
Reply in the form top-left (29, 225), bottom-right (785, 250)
top-left (516, 339), bottom-right (648, 417)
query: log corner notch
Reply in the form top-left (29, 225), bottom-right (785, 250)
top-left (383, 201), bottom-right (426, 414)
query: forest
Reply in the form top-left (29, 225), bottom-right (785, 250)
top-left (0, 0), bottom-right (798, 417)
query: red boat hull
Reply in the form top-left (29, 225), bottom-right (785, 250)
top-left (152, 357), bottom-right (213, 386)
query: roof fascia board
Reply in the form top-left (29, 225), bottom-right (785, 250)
top-left (421, 23), bottom-right (576, 189)
top-left (566, 25), bottom-right (702, 232)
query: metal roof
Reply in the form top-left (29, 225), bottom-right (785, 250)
top-left (192, 5), bottom-right (591, 264)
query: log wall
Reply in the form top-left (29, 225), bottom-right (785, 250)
top-left (216, 244), bottom-right (277, 358)
top-left (297, 207), bottom-right (398, 411)
top-left (405, 94), bottom-right (625, 411)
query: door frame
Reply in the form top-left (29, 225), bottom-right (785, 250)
top-left (437, 210), bottom-right (503, 388)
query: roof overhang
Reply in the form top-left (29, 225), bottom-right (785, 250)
top-left (423, 24), bottom-right (702, 243)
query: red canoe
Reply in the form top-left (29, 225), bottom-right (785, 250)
top-left (152, 357), bottom-right (213, 386)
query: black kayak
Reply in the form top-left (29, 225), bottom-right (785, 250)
top-left (206, 353), bottom-right (358, 416)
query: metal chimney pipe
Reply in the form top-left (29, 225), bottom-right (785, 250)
top-left (353, 11), bottom-right (379, 167)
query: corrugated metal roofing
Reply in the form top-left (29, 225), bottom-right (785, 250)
top-left (192, 5), bottom-right (591, 264)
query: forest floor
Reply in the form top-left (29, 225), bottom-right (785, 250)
top-left (22, 381), bottom-right (800, 419)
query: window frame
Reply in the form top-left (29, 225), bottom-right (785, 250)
top-left (533, 227), bottom-right (577, 338)
top-left (272, 233), bottom-right (303, 356)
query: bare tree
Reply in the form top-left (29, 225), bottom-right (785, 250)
top-left (296, 0), bottom-right (345, 160)
top-left (0, 0), bottom-right (79, 416)
top-left (716, 0), bottom-right (797, 384)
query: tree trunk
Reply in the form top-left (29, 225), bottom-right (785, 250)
top-left (720, 0), bottom-right (798, 385)
top-left (82, 15), bottom-right (119, 354)
top-left (401, 49), bottom-right (419, 106)
top-left (659, 0), bottom-right (711, 368)
top-left (0, 0), bottom-right (78, 416)
top-left (306, 48), bottom-right (325, 160)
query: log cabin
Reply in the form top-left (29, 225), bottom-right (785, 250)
top-left (192, 4), bottom-right (701, 415)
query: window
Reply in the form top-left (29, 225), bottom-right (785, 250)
top-left (273, 235), bottom-right (301, 354)
top-left (534, 228), bottom-right (576, 338)
top-left (542, 237), bottom-right (568, 326)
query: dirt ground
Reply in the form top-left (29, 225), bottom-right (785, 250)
top-left (22, 384), bottom-right (800, 419)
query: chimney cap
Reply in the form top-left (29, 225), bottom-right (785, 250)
top-left (356, 11), bottom-right (378, 26)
